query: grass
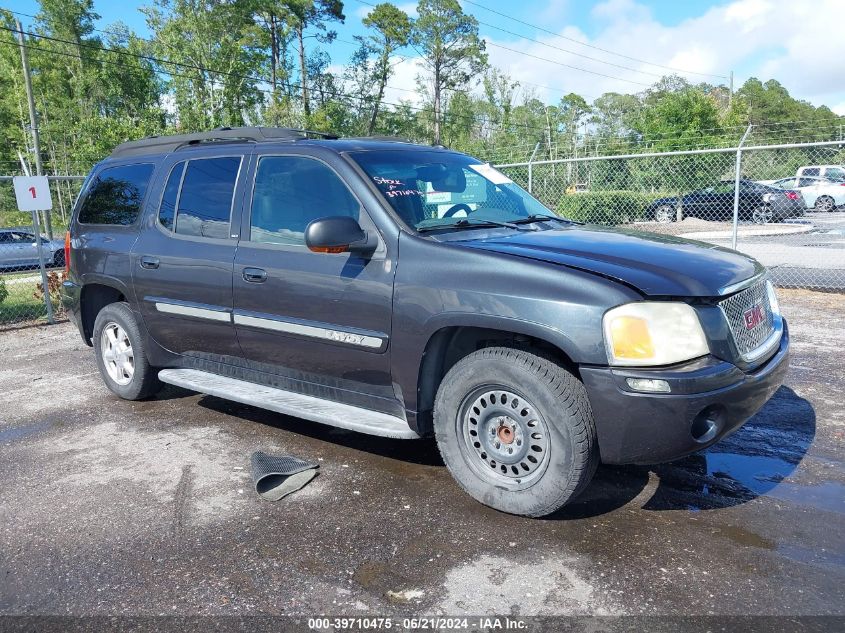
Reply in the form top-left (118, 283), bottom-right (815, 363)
top-left (0, 274), bottom-right (64, 327)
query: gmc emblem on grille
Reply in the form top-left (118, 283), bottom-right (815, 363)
top-left (743, 304), bottom-right (766, 330)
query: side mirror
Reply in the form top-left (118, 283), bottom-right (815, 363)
top-left (304, 216), bottom-right (377, 255)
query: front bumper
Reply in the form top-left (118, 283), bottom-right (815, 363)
top-left (580, 321), bottom-right (789, 465)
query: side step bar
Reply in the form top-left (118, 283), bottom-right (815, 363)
top-left (158, 368), bottom-right (420, 440)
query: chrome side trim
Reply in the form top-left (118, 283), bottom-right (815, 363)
top-left (233, 313), bottom-right (383, 349)
top-left (155, 301), bottom-right (231, 322)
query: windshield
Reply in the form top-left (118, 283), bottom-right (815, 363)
top-left (349, 150), bottom-right (556, 231)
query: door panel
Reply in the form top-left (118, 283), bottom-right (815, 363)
top-left (232, 153), bottom-right (397, 410)
top-left (132, 152), bottom-right (248, 358)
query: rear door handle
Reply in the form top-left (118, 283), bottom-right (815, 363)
top-left (140, 256), bottom-right (160, 270)
top-left (242, 267), bottom-right (267, 283)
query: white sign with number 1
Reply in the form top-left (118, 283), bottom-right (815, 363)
top-left (13, 175), bottom-right (53, 212)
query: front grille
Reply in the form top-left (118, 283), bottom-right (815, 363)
top-left (718, 281), bottom-right (775, 358)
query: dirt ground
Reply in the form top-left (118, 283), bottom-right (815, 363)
top-left (0, 289), bottom-right (843, 619)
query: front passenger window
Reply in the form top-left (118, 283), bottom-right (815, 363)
top-left (250, 156), bottom-right (360, 246)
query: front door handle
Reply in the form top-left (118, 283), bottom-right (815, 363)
top-left (140, 256), bottom-right (160, 270)
top-left (242, 267), bottom-right (267, 283)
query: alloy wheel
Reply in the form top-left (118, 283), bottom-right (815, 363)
top-left (100, 322), bottom-right (135, 386)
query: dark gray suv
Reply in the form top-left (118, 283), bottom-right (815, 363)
top-left (62, 127), bottom-right (789, 517)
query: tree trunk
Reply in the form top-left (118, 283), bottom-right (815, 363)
top-left (433, 63), bottom-right (441, 145)
top-left (368, 51), bottom-right (390, 136)
top-left (270, 15), bottom-right (278, 92)
top-left (297, 26), bottom-right (309, 116)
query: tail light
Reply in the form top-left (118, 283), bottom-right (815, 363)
top-left (785, 191), bottom-right (800, 200)
top-left (64, 231), bottom-right (71, 274)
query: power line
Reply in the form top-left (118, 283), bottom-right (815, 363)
top-left (458, 0), bottom-right (728, 80)
top-left (484, 41), bottom-right (651, 87)
top-left (0, 33), bottom-right (556, 137)
top-left (351, 0), bottom-right (651, 88)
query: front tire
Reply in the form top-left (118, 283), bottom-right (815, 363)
top-left (433, 347), bottom-right (598, 517)
top-left (92, 302), bottom-right (161, 400)
top-left (654, 204), bottom-right (676, 223)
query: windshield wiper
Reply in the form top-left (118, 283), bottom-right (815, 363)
top-left (418, 218), bottom-right (531, 232)
top-left (511, 214), bottom-right (574, 225)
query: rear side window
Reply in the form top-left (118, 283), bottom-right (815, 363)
top-left (174, 157), bottom-right (241, 239)
top-left (824, 167), bottom-right (845, 181)
top-left (803, 168), bottom-right (820, 177)
top-left (78, 163), bottom-right (154, 225)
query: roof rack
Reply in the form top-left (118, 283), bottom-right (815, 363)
top-left (110, 126), bottom-right (339, 157)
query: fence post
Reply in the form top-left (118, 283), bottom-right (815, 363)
top-left (731, 125), bottom-right (753, 251)
top-left (16, 153), bottom-right (54, 324)
top-left (527, 142), bottom-right (540, 194)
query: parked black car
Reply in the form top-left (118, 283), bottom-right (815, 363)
top-left (648, 179), bottom-right (805, 224)
top-left (62, 128), bottom-right (788, 517)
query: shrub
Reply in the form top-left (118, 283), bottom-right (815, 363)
top-left (33, 271), bottom-right (65, 314)
top-left (556, 190), bottom-right (659, 225)
top-left (0, 278), bottom-right (7, 305)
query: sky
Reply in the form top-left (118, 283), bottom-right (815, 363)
top-left (10, 0), bottom-right (845, 116)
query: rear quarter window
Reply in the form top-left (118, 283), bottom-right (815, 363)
top-left (78, 163), bottom-right (155, 225)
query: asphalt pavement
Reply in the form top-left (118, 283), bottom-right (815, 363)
top-left (0, 289), bottom-right (843, 619)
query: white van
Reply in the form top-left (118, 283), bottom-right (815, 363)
top-left (796, 165), bottom-right (845, 182)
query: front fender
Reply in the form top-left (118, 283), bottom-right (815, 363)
top-left (390, 234), bottom-right (640, 416)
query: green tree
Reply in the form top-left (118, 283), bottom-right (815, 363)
top-left (358, 3), bottom-right (410, 135)
top-left (284, 0), bottom-right (344, 117)
top-left (144, 0), bottom-right (261, 130)
top-left (412, 0), bottom-right (487, 145)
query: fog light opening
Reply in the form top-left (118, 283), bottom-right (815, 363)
top-left (626, 378), bottom-right (671, 393)
top-left (691, 406), bottom-right (724, 443)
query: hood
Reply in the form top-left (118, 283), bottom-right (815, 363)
top-left (460, 225), bottom-right (762, 297)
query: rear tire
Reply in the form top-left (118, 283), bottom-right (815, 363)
top-left (815, 195), bottom-right (835, 212)
top-left (752, 206), bottom-right (773, 224)
top-left (433, 347), bottom-right (598, 517)
top-left (92, 302), bottom-right (161, 400)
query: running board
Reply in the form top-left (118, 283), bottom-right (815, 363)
top-left (158, 368), bottom-right (420, 439)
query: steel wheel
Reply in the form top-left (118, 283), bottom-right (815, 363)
top-left (752, 206), bottom-right (773, 224)
top-left (815, 195), bottom-right (835, 212)
top-left (100, 321), bottom-right (134, 386)
top-left (654, 204), bottom-right (675, 223)
top-left (458, 386), bottom-right (551, 489)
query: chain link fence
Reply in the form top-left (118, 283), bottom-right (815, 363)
top-left (0, 176), bottom-right (83, 330)
top-left (496, 137), bottom-right (845, 291)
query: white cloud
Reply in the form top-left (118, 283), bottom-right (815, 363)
top-left (480, 0), bottom-right (845, 111)
top-left (355, 2), bottom-right (417, 20)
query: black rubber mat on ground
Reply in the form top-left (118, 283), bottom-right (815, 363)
top-left (250, 451), bottom-right (319, 501)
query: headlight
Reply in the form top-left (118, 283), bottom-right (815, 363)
top-left (602, 302), bottom-right (709, 366)
top-left (765, 280), bottom-right (780, 315)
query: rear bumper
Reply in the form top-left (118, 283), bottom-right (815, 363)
top-left (771, 198), bottom-right (806, 218)
top-left (580, 321), bottom-right (789, 465)
top-left (61, 280), bottom-right (87, 343)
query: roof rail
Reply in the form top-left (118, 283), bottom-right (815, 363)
top-left (110, 126), bottom-right (339, 157)
top-left (345, 135), bottom-right (414, 144)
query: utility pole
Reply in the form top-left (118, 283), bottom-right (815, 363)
top-left (16, 19), bottom-right (53, 240)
